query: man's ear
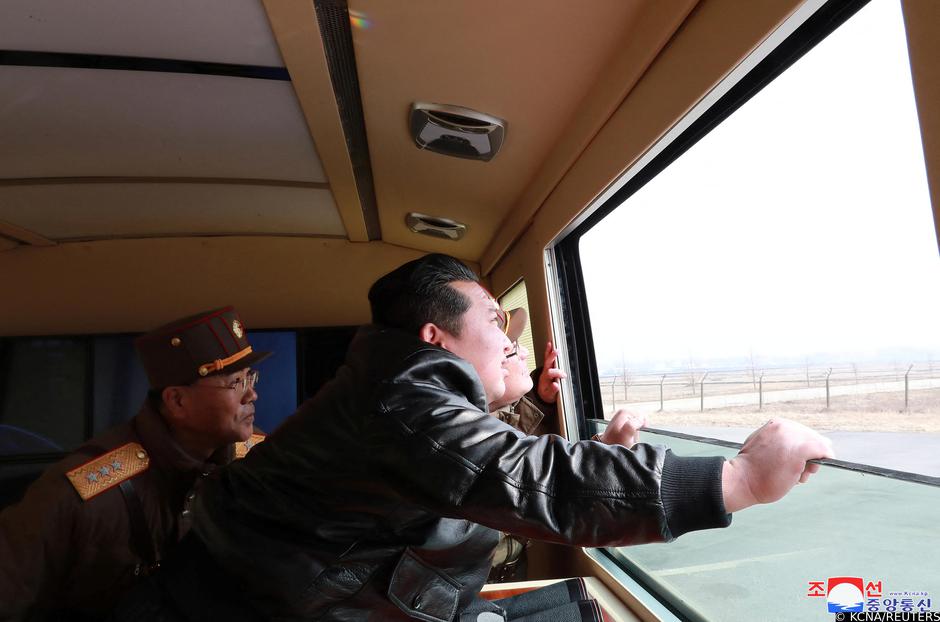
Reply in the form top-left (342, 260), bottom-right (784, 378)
top-left (160, 386), bottom-right (187, 423)
top-left (418, 323), bottom-right (450, 349)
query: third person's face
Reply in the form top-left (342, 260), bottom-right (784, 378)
top-left (492, 342), bottom-right (533, 409)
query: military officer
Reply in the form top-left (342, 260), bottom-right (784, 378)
top-left (0, 307), bottom-right (271, 621)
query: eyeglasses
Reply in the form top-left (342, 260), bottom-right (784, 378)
top-left (191, 370), bottom-right (259, 394)
top-left (505, 342), bottom-right (519, 359)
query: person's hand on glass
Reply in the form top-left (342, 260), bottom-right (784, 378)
top-left (536, 341), bottom-right (567, 404)
top-left (597, 409), bottom-right (646, 447)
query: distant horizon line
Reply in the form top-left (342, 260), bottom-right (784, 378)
top-left (596, 355), bottom-right (940, 377)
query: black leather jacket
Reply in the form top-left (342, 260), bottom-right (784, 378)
top-left (193, 326), bottom-right (730, 621)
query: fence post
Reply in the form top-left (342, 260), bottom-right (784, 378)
top-left (759, 372), bottom-right (764, 411)
top-left (905, 363), bottom-right (914, 411)
top-left (825, 368), bottom-right (832, 409)
top-left (659, 374), bottom-right (666, 412)
top-left (700, 372), bottom-right (709, 412)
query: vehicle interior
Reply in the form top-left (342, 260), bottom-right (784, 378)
top-left (2, 0), bottom-right (938, 619)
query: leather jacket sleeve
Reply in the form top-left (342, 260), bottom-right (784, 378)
top-left (370, 349), bottom-right (729, 547)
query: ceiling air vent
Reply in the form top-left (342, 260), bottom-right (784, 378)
top-left (410, 103), bottom-right (506, 161)
top-left (406, 212), bottom-right (467, 241)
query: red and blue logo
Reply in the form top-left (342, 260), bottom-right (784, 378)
top-left (826, 577), bottom-right (865, 613)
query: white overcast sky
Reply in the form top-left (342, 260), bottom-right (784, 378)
top-left (580, 0), bottom-right (940, 372)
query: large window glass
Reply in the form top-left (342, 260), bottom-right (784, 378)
top-left (580, 0), bottom-right (938, 471)
top-left (561, 0), bottom-right (939, 619)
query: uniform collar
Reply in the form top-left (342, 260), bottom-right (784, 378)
top-left (134, 398), bottom-right (234, 473)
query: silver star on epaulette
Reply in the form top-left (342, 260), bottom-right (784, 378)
top-left (99, 466), bottom-right (111, 477)
top-left (111, 460), bottom-right (122, 471)
top-left (87, 472), bottom-right (99, 483)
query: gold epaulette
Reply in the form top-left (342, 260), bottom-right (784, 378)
top-left (65, 442), bottom-right (150, 501)
top-left (235, 433), bottom-right (266, 459)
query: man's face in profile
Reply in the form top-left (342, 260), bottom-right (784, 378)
top-left (438, 281), bottom-right (514, 404)
top-left (173, 368), bottom-right (259, 445)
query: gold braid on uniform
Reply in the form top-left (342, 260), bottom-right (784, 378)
top-left (65, 443), bottom-right (150, 501)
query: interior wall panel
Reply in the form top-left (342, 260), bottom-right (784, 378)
top-left (0, 238), bottom-right (437, 335)
top-left (0, 184), bottom-right (345, 239)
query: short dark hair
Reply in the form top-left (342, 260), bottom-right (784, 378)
top-left (368, 254), bottom-right (479, 336)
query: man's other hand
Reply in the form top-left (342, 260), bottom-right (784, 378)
top-left (599, 410), bottom-right (646, 447)
top-left (721, 418), bottom-right (834, 514)
top-left (536, 341), bottom-right (567, 404)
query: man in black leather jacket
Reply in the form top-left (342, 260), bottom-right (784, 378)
top-left (118, 253), bottom-right (833, 622)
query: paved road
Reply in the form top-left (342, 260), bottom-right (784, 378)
top-left (624, 378), bottom-right (940, 413)
top-left (654, 425), bottom-right (940, 477)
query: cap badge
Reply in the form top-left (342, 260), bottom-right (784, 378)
top-left (232, 319), bottom-right (244, 339)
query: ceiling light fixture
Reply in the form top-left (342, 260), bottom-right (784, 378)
top-left (410, 103), bottom-right (506, 162)
top-left (405, 212), bottom-right (468, 240)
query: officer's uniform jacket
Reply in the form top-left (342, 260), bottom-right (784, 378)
top-left (193, 325), bottom-right (731, 621)
top-left (492, 391), bottom-right (554, 438)
top-left (489, 390), bottom-right (555, 580)
top-left (0, 400), bottom-right (239, 621)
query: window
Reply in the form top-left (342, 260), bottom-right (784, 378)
top-left (553, 0), bottom-right (939, 619)
top-left (0, 337), bottom-right (88, 455)
top-left (247, 331), bottom-right (299, 433)
top-left (91, 335), bottom-right (151, 434)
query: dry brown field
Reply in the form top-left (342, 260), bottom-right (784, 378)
top-left (646, 387), bottom-right (940, 433)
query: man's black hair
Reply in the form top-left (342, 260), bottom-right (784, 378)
top-left (368, 254), bottom-right (479, 336)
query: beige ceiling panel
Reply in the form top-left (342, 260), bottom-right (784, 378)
top-left (0, 238), bottom-right (19, 252)
top-left (0, 66), bottom-right (325, 182)
top-left (261, 0), bottom-right (370, 243)
top-left (350, 0), bottom-right (647, 260)
top-left (0, 184), bottom-right (345, 240)
top-left (0, 0), bottom-right (284, 66)
top-left (481, 0), bottom-right (700, 274)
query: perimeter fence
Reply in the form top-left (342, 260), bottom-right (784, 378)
top-left (597, 362), bottom-right (940, 413)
